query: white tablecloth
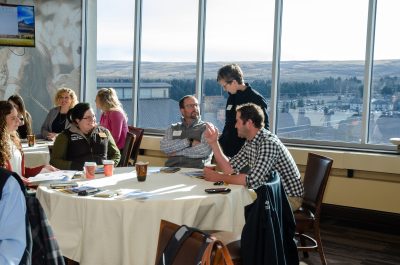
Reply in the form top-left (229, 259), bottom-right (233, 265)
top-left (36, 167), bottom-right (253, 265)
top-left (22, 141), bottom-right (52, 167)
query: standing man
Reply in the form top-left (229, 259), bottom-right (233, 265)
top-left (203, 103), bottom-right (303, 210)
top-left (160, 95), bottom-right (212, 168)
top-left (217, 64), bottom-right (269, 158)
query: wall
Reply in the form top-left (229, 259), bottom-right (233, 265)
top-left (137, 135), bottom-right (400, 214)
top-left (0, 0), bottom-right (82, 134)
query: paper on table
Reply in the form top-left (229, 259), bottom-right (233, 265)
top-left (28, 170), bottom-right (77, 183)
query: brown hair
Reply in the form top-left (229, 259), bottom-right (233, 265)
top-left (8, 94), bottom-right (33, 135)
top-left (0, 101), bottom-right (22, 167)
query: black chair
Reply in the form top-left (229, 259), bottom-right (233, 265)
top-left (294, 153), bottom-right (333, 265)
top-left (128, 126), bottom-right (144, 164)
top-left (118, 131), bottom-right (136, 167)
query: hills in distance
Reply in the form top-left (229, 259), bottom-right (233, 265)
top-left (97, 60), bottom-right (400, 82)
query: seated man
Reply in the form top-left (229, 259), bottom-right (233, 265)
top-left (160, 95), bottom-right (212, 169)
top-left (203, 103), bottom-right (304, 210)
top-left (0, 170), bottom-right (26, 264)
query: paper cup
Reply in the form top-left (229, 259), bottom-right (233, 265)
top-left (84, 162), bottom-right (97, 179)
top-left (135, 161), bottom-right (149, 182)
top-left (103, 160), bottom-right (114, 177)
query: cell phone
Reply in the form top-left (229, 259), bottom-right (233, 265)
top-left (160, 167), bottom-right (181, 173)
top-left (204, 188), bottom-right (231, 194)
top-left (78, 188), bottom-right (100, 196)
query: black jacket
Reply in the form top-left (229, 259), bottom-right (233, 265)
top-left (240, 171), bottom-right (299, 265)
top-left (219, 84), bottom-right (269, 157)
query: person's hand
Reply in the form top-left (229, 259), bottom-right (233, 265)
top-left (203, 167), bottom-right (223, 182)
top-left (47, 133), bottom-right (57, 141)
top-left (204, 123), bottom-right (219, 145)
top-left (192, 139), bottom-right (201, 146)
top-left (43, 165), bottom-right (59, 172)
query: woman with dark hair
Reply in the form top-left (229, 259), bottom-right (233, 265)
top-left (50, 102), bottom-right (121, 170)
top-left (0, 101), bottom-right (57, 179)
top-left (41, 87), bottom-right (78, 141)
top-left (7, 94), bottom-right (33, 139)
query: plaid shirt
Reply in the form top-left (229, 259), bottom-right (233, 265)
top-left (230, 128), bottom-right (304, 197)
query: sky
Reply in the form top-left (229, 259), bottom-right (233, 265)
top-left (97, 0), bottom-right (400, 62)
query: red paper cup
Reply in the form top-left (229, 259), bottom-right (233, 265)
top-left (84, 162), bottom-right (97, 179)
top-left (103, 160), bottom-right (114, 177)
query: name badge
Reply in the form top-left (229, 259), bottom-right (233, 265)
top-left (98, 132), bottom-right (107, 138)
top-left (173, 130), bottom-right (182, 136)
top-left (226, 105), bottom-right (233, 110)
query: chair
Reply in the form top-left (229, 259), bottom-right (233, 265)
top-left (210, 172), bottom-right (299, 265)
top-left (155, 219), bottom-right (225, 265)
top-left (118, 132), bottom-right (136, 167)
top-left (294, 153), bottom-right (333, 265)
top-left (128, 126), bottom-right (144, 164)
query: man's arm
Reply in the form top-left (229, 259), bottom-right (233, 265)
top-left (179, 131), bottom-right (212, 158)
top-left (0, 177), bottom-right (26, 264)
top-left (203, 123), bottom-right (234, 174)
top-left (160, 126), bottom-right (190, 155)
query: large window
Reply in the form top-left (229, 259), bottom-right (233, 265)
top-left (279, 0), bottom-right (368, 143)
top-left (203, 0), bottom-right (275, 131)
top-left (95, 0), bottom-right (399, 151)
top-left (96, 0), bottom-right (135, 120)
top-left (369, 0), bottom-right (400, 144)
top-left (138, 0), bottom-right (198, 130)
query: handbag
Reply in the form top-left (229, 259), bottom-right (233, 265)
top-left (201, 239), bottom-right (234, 265)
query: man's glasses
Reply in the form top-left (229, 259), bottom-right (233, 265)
top-left (220, 80), bottom-right (233, 89)
top-left (185, 103), bottom-right (199, 109)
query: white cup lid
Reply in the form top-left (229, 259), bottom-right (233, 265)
top-left (84, 162), bottom-right (97, 166)
top-left (102, 160), bottom-right (114, 165)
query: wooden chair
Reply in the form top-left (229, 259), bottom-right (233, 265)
top-left (294, 153), bottom-right (333, 265)
top-left (154, 220), bottom-right (213, 265)
top-left (128, 126), bottom-right (144, 164)
top-left (118, 132), bottom-right (136, 167)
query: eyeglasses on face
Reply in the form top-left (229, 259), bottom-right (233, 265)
top-left (81, 115), bottom-right (96, 121)
top-left (184, 103), bottom-right (199, 109)
top-left (220, 80), bottom-right (233, 89)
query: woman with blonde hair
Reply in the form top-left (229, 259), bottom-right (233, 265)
top-left (0, 101), bottom-right (57, 179)
top-left (7, 94), bottom-right (33, 139)
top-left (95, 88), bottom-right (128, 150)
top-left (41, 87), bottom-right (78, 140)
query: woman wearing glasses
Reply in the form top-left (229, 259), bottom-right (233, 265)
top-left (95, 88), bottom-right (128, 151)
top-left (41, 87), bottom-right (78, 141)
top-left (50, 102), bottom-right (121, 170)
top-left (0, 101), bottom-right (57, 179)
top-left (7, 94), bottom-right (33, 139)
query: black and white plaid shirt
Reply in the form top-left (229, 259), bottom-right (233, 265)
top-left (230, 128), bottom-right (304, 197)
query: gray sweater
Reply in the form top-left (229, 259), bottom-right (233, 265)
top-left (40, 107), bottom-right (71, 139)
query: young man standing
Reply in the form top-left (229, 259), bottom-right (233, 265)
top-left (217, 64), bottom-right (269, 158)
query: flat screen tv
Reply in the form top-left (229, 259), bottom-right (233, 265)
top-left (0, 3), bottom-right (35, 47)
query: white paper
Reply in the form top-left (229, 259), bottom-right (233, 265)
top-left (28, 170), bottom-right (77, 183)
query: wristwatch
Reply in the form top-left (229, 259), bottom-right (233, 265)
top-left (188, 138), bottom-right (194, 147)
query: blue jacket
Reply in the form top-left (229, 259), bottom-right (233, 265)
top-left (240, 171), bottom-right (299, 265)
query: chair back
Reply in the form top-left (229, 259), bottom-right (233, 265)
top-left (302, 153), bottom-right (333, 215)
top-left (118, 132), bottom-right (136, 167)
top-left (155, 220), bottom-right (211, 265)
top-left (128, 126), bottom-right (144, 164)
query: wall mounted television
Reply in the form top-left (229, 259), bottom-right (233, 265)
top-left (0, 3), bottom-right (35, 47)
